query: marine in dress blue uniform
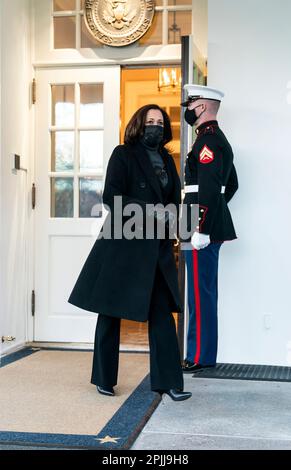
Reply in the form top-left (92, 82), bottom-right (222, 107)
top-left (180, 84), bottom-right (239, 372)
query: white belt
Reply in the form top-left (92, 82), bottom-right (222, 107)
top-left (185, 185), bottom-right (226, 194)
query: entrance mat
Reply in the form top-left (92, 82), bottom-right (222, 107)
top-left (0, 347), bottom-right (160, 449)
top-left (192, 362), bottom-right (291, 382)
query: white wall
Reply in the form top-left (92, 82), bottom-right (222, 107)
top-left (192, 0), bottom-right (208, 59)
top-left (0, 0), bottom-right (33, 355)
top-left (208, 0), bottom-right (291, 365)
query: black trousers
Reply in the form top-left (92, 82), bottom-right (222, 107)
top-left (91, 264), bottom-right (184, 391)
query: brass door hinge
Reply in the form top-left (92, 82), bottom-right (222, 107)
top-left (32, 183), bottom-right (36, 209)
top-left (31, 290), bottom-right (35, 317)
top-left (1, 336), bottom-right (16, 343)
top-left (32, 78), bottom-right (36, 104)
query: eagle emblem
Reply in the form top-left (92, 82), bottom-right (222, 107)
top-left (103, 0), bottom-right (137, 30)
top-left (84, 0), bottom-right (155, 47)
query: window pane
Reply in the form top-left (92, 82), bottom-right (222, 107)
top-left (79, 178), bottom-right (103, 218)
top-left (194, 64), bottom-right (206, 86)
top-left (51, 178), bottom-right (74, 217)
top-left (139, 11), bottom-right (162, 45)
top-left (51, 132), bottom-right (74, 172)
top-left (80, 131), bottom-right (103, 172)
top-left (168, 11), bottom-right (191, 44)
top-left (54, 16), bottom-right (76, 49)
top-left (53, 0), bottom-right (76, 11)
top-left (168, 0), bottom-right (192, 4)
top-left (81, 15), bottom-right (103, 48)
top-left (80, 84), bottom-right (104, 127)
top-left (51, 85), bottom-right (75, 127)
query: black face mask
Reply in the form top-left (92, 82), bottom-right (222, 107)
top-left (184, 106), bottom-right (203, 127)
top-left (141, 125), bottom-right (164, 148)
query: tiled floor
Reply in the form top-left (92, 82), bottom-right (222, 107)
top-left (132, 376), bottom-right (291, 450)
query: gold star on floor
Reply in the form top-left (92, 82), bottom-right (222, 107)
top-left (95, 435), bottom-right (121, 444)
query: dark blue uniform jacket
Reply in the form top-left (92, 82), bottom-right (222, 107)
top-left (183, 120), bottom-right (238, 242)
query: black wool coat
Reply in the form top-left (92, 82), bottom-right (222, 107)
top-left (68, 142), bottom-right (182, 322)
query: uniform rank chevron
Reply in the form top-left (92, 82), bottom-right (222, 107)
top-left (199, 145), bottom-right (214, 163)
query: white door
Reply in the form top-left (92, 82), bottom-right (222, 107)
top-left (34, 66), bottom-right (120, 342)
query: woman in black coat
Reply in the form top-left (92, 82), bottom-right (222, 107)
top-left (68, 104), bottom-right (191, 401)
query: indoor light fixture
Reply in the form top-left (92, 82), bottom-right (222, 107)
top-left (158, 68), bottom-right (181, 93)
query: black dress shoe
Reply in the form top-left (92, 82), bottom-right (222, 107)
top-left (182, 360), bottom-right (202, 373)
top-left (182, 360), bottom-right (216, 373)
top-left (159, 389), bottom-right (192, 401)
top-left (97, 385), bottom-right (115, 396)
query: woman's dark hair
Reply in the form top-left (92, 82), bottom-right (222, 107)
top-left (124, 104), bottom-right (173, 146)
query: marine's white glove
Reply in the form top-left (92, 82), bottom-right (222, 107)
top-left (191, 232), bottom-right (210, 250)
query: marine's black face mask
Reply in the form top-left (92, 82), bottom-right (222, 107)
top-left (141, 125), bottom-right (164, 148)
top-left (184, 105), bottom-right (204, 126)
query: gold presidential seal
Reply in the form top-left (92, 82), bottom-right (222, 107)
top-left (84, 0), bottom-right (155, 47)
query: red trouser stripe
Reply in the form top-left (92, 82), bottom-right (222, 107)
top-left (193, 249), bottom-right (201, 364)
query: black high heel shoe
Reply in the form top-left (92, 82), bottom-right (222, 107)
top-left (97, 385), bottom-right (115, 396)
top-left (158, 389), bottom-right (192, 401)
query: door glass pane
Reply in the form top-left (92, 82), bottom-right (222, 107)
top-left (51, 178), bottom-right (74, 217)
top-left (51, 85), bottom-right (75, 127)
top-left (80, 84), bottom-right (104, 127)
top-left (168, 11), bottom-right (191, 44)
top-left (81, 15), bottom-right (103, 48)
top-left (54, 16), bottom-right (76, 49)
top-left (138, 11), bottom-right (162, 45)
top-left (80, 131), bottom-right (103, 172)
top-left (53, 0), bottom-right (76, 10)
top-left (79, 178), bottom-right (103, 218)
top-left (51, 131), bottom-right (74, 172)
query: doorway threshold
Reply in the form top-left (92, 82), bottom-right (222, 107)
top-left (27, 342), bottom-right (149, 353)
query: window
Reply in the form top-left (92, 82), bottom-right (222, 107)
top-left (53, 0), bottom-right (102, 48)
top-left (139, 0), bottom-right (192, 45)
top-left (50, 83), bottom-right (104, 218)
top-left (52, 0), bottom-right (192, 49)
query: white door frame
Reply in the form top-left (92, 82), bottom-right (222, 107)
top-left (27, 58), bottom-right (185, 343)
